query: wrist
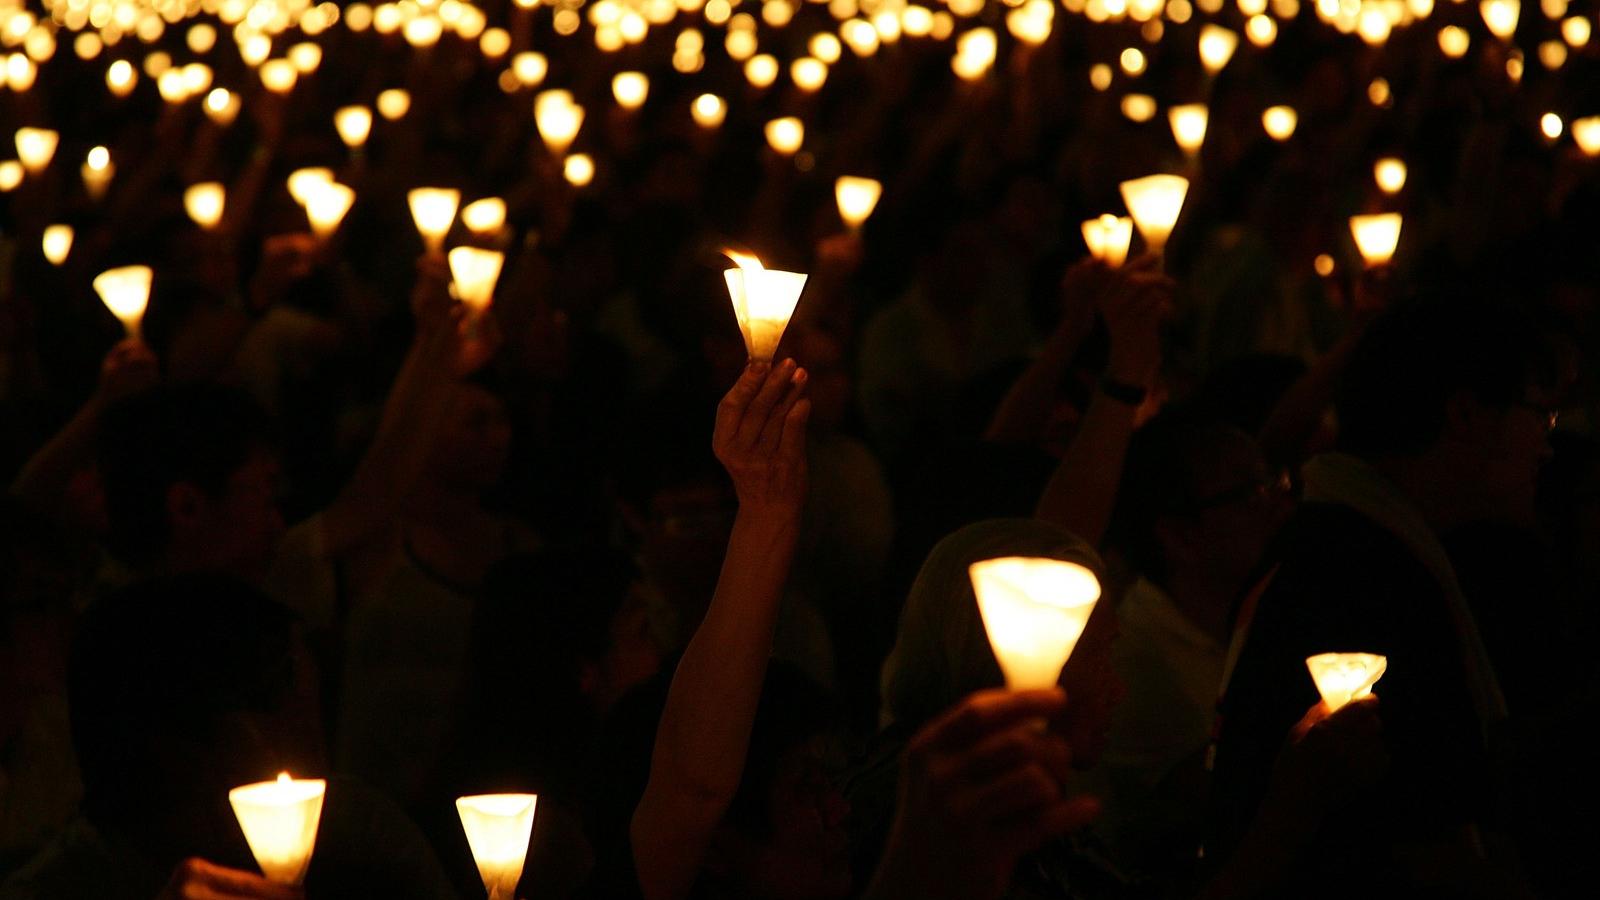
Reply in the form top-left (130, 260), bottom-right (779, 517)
top-left (1098, 373), bottom-right (1148, 407)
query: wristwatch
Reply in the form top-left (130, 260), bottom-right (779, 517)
top-left (1098, 375), bottom-right (1148, 406)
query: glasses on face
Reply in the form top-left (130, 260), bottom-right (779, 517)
top-left (1512, 400), bottom-right (1560, 434)
top-left (1185, 469), bottom-right (1293, 514)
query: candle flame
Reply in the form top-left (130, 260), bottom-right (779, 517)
top-left (722, 249), bottom-right (765, 273)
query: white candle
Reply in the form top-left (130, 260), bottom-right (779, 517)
top-left (969, 557), bottom-right (1101, 690)
top-left (456, 793), bottom-right (538, 900)
top-left (93, 265), bottom-right (153, 340)
top-left (1305, 652), bottom-right (1387, 712)
top-left (723, 251), bottom-right (808, 363)
top-left (229, 773), bottom-right (326, 886)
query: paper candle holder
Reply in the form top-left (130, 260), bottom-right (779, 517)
top-left (185, 182), bottom-right (226, 230)
top-left (692, 94), bottom-right (726, 128)
top-left (42, 225), bottom-right (73, 266)
top-left (1305, 652), bottom-right (1387, 712)
top-left (835, 176), bottom-right (883, 231)
top-left (1168, 104), bottom-right (1209, 155)
top-left (462, 198), bottom-right (508, 236)
top-left (335, 106), bottom-right (373, 148)
top-left (765, 117), bottom-right (804, 155)
top-left (287, 167), bottom-right (334, 207)
top-left (229, 773), bottom-right (326, 886)
top-left (1119, 174), bottom-right (1190, 256)
top-left (612, 72), bottom-right (649, 109)
top-left (970, 557), bottom-right (1101, 690)
top-left (1349, 212), bottom-right (1402, 268)
top-left (534, 90), bottom-right (584, 156)
top-left (15, 127), bottom-right (58, 176)
top-left (723, 251), bottom-right (808, 363)
top-left (409, 188), bottom-right (461, 254)
top-left (1198, 24), bottom-right (1238, 75)
top-left (94, 265), bottom-right (153, 340)
top-left (449, 247), bottom-right (505, 315)
top-left (456, 793), bottom-right (538, 900)
top-left (1262, 106), bottom-right (1298, 141)
top-left (305, 181), bottom-right (355, 239)
top-left (1081, 214), bottom-right (1134, 267)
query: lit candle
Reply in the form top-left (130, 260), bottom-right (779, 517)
top-left (204, 88), bottom-right (241, 127)
top-left (969, 557), bottom-right (1101, 690)
top-left (229, 773), bottom-right (326, 886)
top-left (1119, 174), bottom-right (1190, 257)
top-left (691, 93), bottom-right (726, 129)
top-left (94, 265), bottom-right (153, 341)
top-left (456, 794), bottom-right (538, 900)
top-left (1168, 103), bottom-right (1208, 156)
top-left (764, 117), bottom-right (804, 155)
top-left (612, 71), bottom-right (649, 110)
top-left (377, 89), bottom-right (411, 121)
top-left (1573, 116), bottom-right (1600, 157)
top-left (335, 106), bottom-right (373, 149)
top-left (1373, 157), bottom-right (1406, 194)
top-left (15, 127), bottom-right (58, 176)
top-left (107, 59), bottom-right (138, 97)
top-left (791, 57), bottom-right (828, 92)
top-left (1262, 105), bottom-right (1297, 141)
top-left (1081, 214), bottom-right (1134, 268)
top-left (1198, 24), bottom-right (1238, 75)
top-left (287, 168), bottom-right (335, 207)
top-left (563, 154), bottom-right (595, 187)
top-left (304, 181), bottom-right (355, 240)
top-left (408, 188), bottom-right (461, 254)
top-left (259, 59), bottom-right (298, 94)
top-left (1480, 0), bottom-right (1519, 41)
top-left (184, 182), bottom-right (226, 230)
top-left (1305, 652), bottom-right (1387, 713)
top-left (744, 54), bottom-right (780, 89)
top-left (1349, 212), bottom-right (1402, 268)
top-left (0, 161), bottom-right (22, 192)
top-left (461, 198), bottom-right (508, 236)
top-left (81, 146), bottom-right (114, 201)
top-left (42, 224), bottom-right (73, 266)
top-left (511, 52), bottom-right (547, 89)
top-left (534, 90), bottom-right (584, 156)
top-left (835, 176), bottom-right (883, 231)
top-left (723, 250), bottom-right (808, 362)
top-left (288, 42), bottom-right (322, 74)
top-left (448, 247), bottom-right (505, 316)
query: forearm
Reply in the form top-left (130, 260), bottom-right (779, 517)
top-left (1034, 388), bottom-right (1138, 547)
top-left (985, 325), bottom-right (1087, 444)
top-left (10, 400), bottom-right (103, 519)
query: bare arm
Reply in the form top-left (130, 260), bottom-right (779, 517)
top-left (984, 258), bottom-right (1102, 445)
top-left (631, 359), bottom-right (811, 900)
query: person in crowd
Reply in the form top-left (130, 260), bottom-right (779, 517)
top-left (1208, 295), bottom-right (1558, 896)
top-left (0, 573), bottom-right (459, 900)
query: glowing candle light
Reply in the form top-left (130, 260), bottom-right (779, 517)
top-left (80, 146), bottom-right (114, 201)
top-left (612, 71), bottom-right (649, 109)
top-left (1081, 214), bottom-right (1134, 267)
top-left (0, 161), bottom-right (22, 192)
top-left (334, 106), bottom-right (373, 149)
top-left (1305, 653), bottom-right (1386, 713)
top-left (1314, 253), bottom-right (1336, 277)
top-left (94, 265), bottom-right (153, 341)
top-left (1119, 174), bottom-right (1190, 256)
top-left (764, 117), bottom-right (804, 155)
top-left (952, 27), bottom-right (997, 80)
top-left (1373, 157), bottom-right (1406, 194)
top-left (810, 32), bottom-right (843, 63)
top-left (6, 53), bottom-right (36, 90)
top-left (404, 14), bottom-right (445, 48)
top-left (107, 59), bottom-right (138, 97)
top-left (1245, 14), bottom-right (1277, 47)
top-left (1198, 24), bottom-right (1238, 74)
top-left (692, 93), bottom-right (726, 128)
top-left (791, 57), bottom-right (828, 92)
top-left (447, 247), bottom-right (505, 316)
top-left (288, 42), bottom-right (322, 74)
top-left (229, 773), bottom-right (326, 885)
top-left (456, 794), bottom-right (538, 900)
top-left (15, 127), bottom-right (57, 176)
top-left (1006, 0), bottom-right (1054, 45)
top-left (184, 182), bottom-right (226, 230)
top-left (969, 557), bottom-right (1101, 690)
top-left (1438, 25), bottom-right (1471, 57)
top-left (188, 22), bottom-right (217, 54)
top-left (511, 52), bottom-right (548, 88)
top-left (835, 176), bottom-right (883, 231)
top-left (157, 69), bottom-right (189, 104)
top-left (259, 59), bottom-right (297, 94)
top-left (1572, 116), bottom-right (1600, 157)
top-left (42, 224), bottom-right (73, 266)
top-left (534, 90), bottom-right (584, 156)
top-left (304, 181), bottom-right (355, 240)
top-left (1481, 0), bottom-right (1519, 40)
top-left (461, 197), bottom-right (507, 236)
top-left (1168, 103), bottom-right (1209, 155)
top-left (1121, 94), bottom-right (1158, 122)
top-left (723, 250), bottom-right (808, 362)
top-left (1541, 111), bottom-right (1564, 141)
top-left (205, 89), bottom-right (241, 126)
top-left (287, 168), bottom-right (335, 207)
top-left (1349, 212), bottom-right (1402, 268)
top-left (745, 54), bottom-right (779, 88)
top-left (182, 63), bottom-right (212, 96)
top-left (480, 27), bottom-right (512, 59)
top-left (1262, 105), bottom-right (1298, 140)
top-left (1562, 15), bottom-right (1590, 47)
top-left (563, 153), bottom-right (595, 187)
top-left (408, 188), bottom-right (461, 254)
top-left (377, 89), bottom-right (412, 121)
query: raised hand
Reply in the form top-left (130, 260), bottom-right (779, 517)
top-left (712, 359), bottom-right (810, 515)
top-left (96, 337), bottom-right (159, 405)
top-left (155, 858), bottom-right (304, 900)
top-left (869, 689), bottom-right (1102, 900)
top-left (1097, 253), bottom-right (1175, 388)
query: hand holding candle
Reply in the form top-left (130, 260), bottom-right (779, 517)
top-left (448, 247), bottom-right (505, 317)
top-left (969, 557), bottom-right (1101, 690)
top-left (1081, 215), bottom-right (1134, 267)
top-left (94, 265), bottom-right (153, 341)
top-left (722, 251), bottom-right (808, 363)
top-left (1119, 174), bottom-right (1189, 259)
top-left (228, 772), bottom-right (326, 885)
top-left (1349, 213), bottom-right (1402, 268)
top-left (456, 793), bottom-right (538, 900)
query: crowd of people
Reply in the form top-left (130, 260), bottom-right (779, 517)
top-left (4, 2), bottom-right (1600, 898)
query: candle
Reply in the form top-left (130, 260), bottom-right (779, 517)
top-left (42, 224), bottom-right (73, 266)
top-left (1081, 214), bottom-right (1134, 267)
top-left (1305, 652), bottom-right (1387, 713)
top-left (456, 794), bottom-right (538, 900)
top-left (1168, 103), bottom-right (1209, 155)
top-left (304, 181), bottom-right (355, 240)
top-left (461, 198), bottom-right (507, 236)
top-left (229, 773), bottom-right (326, 886)
top-left (1373, 157), bottom-right (1406, 194)
top-left (1349, 212), bottom-right (1402, 268)
top-left (15, 127), bottom-right (57, 176)
top-left (106, 59), bottom-right (138, 97)
top-left (1198, 24), bottom-right (1238, 75)
top-left (1262, 105), bottom-right (1297, 141)
top-left (1119, 174), bottom-right (1190, 256)
top-left (764, 117), bottom-right (804, 155)
top-left (1438, 25), bottom-right (1471, 58)
top-left (0, 161), bottom-right (22, 192)
top-left (969, 557), bottom-right (1101, 690)
top-left (288, 42), bottom-right (322, 74)
top-left (377, 88), bottom-right (411, 121)
top-left (744, 54), bottom-right (780, 89)
top-left (93, 265), bottom-right (153, 341)
top-left (563, 154), bottom-right (595, 187)
top-left (408, 188), bottom-right (461, 254)
top-left (204, 88), bottom-right (241, 126)
top-left (1573, 116), bottom-right (1600, 157)
top-left (534, 90), bottom-right (584, 156)
top-left (691, 93), bottom-right (726, 129)
top-left (335, 106), bottom-right (373, 149)
top-left (82, 146), bottom-right (114, 201)
top-left (184, 182), bottom-right (226, 230)
top-left (259, 59), bottom-right (298, 94)
top-left (287, 168), bottom-right (335, 207)
top-left (448, 247), bottom-right (505, 316)
top-left (791, 57), bottom-right (828, 92)
top-left (1480, 0), bottom-right (1519, 41)
top-left (511, 52), bottom-right (547, 88)
top-left (612, 71), bottom-right (649, 109)
top-left (723, 250), bottom-right (808, 362)
top-left (835, 176), bottom-right (882, 231)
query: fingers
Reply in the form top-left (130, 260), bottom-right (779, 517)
top-left (775, 397), bottom-right (811, 464)
top-left (757, 368), bottom-right (808, 449)
top-left (736, 359), bottom-right (798, 447)
top-left (714, 363), bottom-right (770, 445)
top-left (166, 859), bottom-right (303, 900)
top-left (998, 794), bottom-right (1102, 852)
top-left (915, 688), bottom-right (1066, 754)
top-left (947, 760), bottom-right (1061, 824)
